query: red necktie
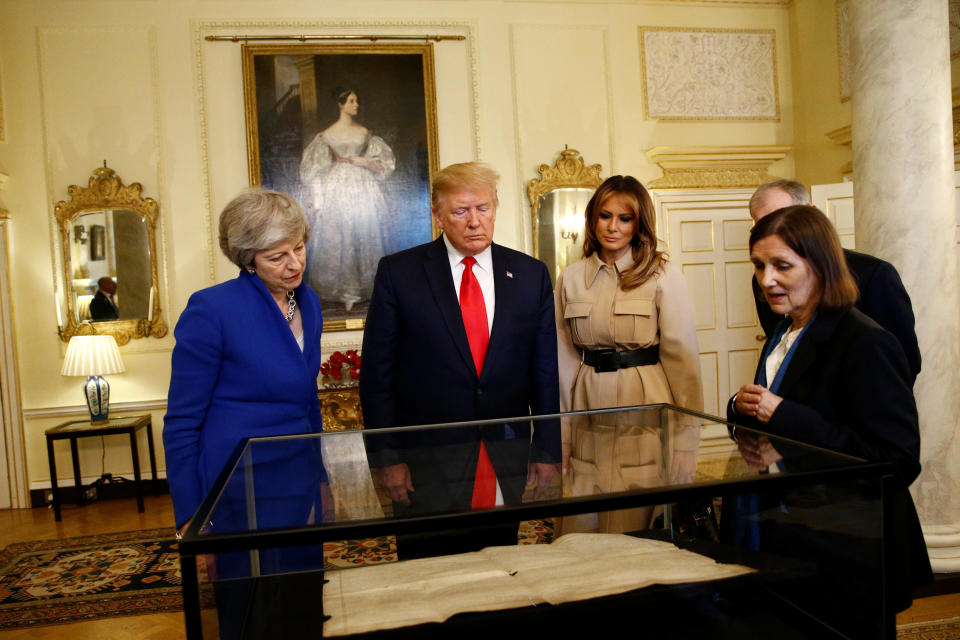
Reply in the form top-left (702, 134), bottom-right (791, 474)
top-left (460, 257), bottom-right (496, 508)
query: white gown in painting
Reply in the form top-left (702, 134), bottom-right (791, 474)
top-left (299, 130), bottom-right (396, 309)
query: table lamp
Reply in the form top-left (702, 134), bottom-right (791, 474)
top-left (60, 335), bottom-right (125, 422)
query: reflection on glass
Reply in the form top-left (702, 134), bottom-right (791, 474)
top-left (181, 405), bottom-right (890, 640)
top-left (68, 209), bottom-right (150, 322)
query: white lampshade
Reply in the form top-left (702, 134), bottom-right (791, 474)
top-left (60, 335), bottom-right (125, 377)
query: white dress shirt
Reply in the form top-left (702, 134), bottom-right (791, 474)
top-left (764, 325), bottom-right (803, 389)
top-left (443, 235), bottom-right (495, 334)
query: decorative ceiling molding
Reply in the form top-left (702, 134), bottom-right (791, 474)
top-left (645, 145), bottom-right (791, 189)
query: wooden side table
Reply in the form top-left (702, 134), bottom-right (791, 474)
top-left (44, 414), bottom-right (158, 521)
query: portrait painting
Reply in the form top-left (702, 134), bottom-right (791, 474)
top-left (242, 43), bottom-right (439, 330)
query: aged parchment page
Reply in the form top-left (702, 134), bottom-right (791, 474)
top-left (322, 533), bottom-right (754, 636)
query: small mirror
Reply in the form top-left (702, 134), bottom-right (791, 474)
top-left (55, 167), bottom-right (167, 344)
top-left (527, 149), bottom-right (603, 282)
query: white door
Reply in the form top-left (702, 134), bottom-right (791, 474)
top-left (653, 189), bottom-right (766, 455)
top-left (812, 182), bottom-right (856, 249)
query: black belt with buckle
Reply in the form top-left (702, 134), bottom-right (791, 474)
top-left (581, 346), bottom-right (660, 373)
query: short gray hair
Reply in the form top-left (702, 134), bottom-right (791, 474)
top-left (749, 179), bottom-right (810, 214)
top-left (218, 189), bottom-right (309, 268)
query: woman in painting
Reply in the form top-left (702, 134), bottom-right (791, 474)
top-left (555, 175), bottom-right (703, 534)
top-left (299, 87), bottom-right (396, 311)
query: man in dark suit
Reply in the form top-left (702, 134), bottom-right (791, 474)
top-left (749, 180), bottom-right (921, 382)
top-left (360, 162), bottom-right (560, 538)
top-left (89, 276), bottom-right (119, 321)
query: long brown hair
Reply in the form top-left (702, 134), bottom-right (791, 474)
top-left (582, 175), bottom-right (664, 291)
top-left (749, 205), bottom-right (858, 311)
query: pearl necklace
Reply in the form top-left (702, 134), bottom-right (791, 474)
top-left (285, 290), bottom-right (296, 323)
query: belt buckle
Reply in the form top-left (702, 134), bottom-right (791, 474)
top-left (594, 348), bottom-right (618, 373)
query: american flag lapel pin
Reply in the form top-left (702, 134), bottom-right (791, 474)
top-left (506, 270), bottom-right (513, 279)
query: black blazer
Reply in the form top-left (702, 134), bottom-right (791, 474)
top-left (360, 237), bottom-right (561, 509)
top-left (728, 308), bottom-right (931, 602)
top-left (89, 290), bottom-right (118, 321)
top-left (753, 248), bottom-right (921, 382)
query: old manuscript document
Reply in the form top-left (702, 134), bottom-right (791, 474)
top-left (322, 533), bottom-right (754, 636)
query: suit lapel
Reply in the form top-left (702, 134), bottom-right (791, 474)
top-left (242, 270), bottom-right (312, 392)
top-left (296, 283), bottom-right (318, 360)
top-left (480, 244), bottom-right (514, 381)
top-left (773, 311), bottom-right (843, 396)
top-left (424, 237), bottom-right (478, 377)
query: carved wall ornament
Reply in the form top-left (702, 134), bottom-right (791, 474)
top-left (639, 27), bottom-right (779, 121)
top-left (527, 148), bottom-right (603, 205)
top-left (645, 145), bottom-right (791, 189)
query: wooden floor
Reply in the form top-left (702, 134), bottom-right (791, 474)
top-left (0, 495), bottom-right (955, 639)
top-left (0, 495), bottom-right (192, 640)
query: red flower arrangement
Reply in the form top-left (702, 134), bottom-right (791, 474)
top-left (321, 349), bottom-right (361, 385)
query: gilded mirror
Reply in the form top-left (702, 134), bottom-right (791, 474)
top-left (55, 167), bottom-right (167, 344)
top-left (527, 148), bottom-right (603, 282)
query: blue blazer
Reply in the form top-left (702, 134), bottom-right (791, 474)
top-left (359, 237), bottom-right (561, 510)
top-left (163, 271), bottom-right (325, 528)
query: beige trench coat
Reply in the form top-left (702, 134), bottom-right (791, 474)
top-left (555, 252), bottom-right (703, 533)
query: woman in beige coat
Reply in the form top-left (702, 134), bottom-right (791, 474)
top-left (556, 175), bottom-right (703, 534)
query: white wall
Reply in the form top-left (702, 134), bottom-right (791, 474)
top-left (0, 0), bottom-right (796, 488)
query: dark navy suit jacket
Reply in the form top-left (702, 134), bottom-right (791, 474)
top-left (753, 248), bottom-right (921, 382)
top-left (89, 290), bottom-right (118, 321)
top-left (360, 237), bottom-right (561, 511)
top-left (163, 271), bottom-right (325, 528)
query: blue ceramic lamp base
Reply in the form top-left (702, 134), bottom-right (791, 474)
top-left (83, 375), bottom-right (110, 422)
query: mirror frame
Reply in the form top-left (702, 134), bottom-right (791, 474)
top-left (526, 148), bottom-right (603, 260)
top-left (54, 167), bottom-right (168, 345)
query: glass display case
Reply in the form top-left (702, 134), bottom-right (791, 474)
top-left (177, 405), bottom-right (896, 639)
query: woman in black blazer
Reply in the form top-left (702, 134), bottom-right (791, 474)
top-left (728, 205), bottom-right (931, 613)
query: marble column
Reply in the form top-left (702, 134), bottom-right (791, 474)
top-left (850, 0), bottom-right (960, 572)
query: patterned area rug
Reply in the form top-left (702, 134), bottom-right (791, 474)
top-left (897, 616), bottom-right (960, 640)
top-left (0, 528), bottom-right (202, 629)
top-left (0, 520), bottom-right (554, 629)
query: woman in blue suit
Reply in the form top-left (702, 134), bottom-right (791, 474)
top-left (165, 189), bottom-right (328, 638)
top-left (164, 188), bottom-right (327, 541)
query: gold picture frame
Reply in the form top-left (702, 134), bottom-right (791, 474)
top-left (241, 43), bottom-right (440, 332)
top-left (54, 167), bottom-right (168, 345)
